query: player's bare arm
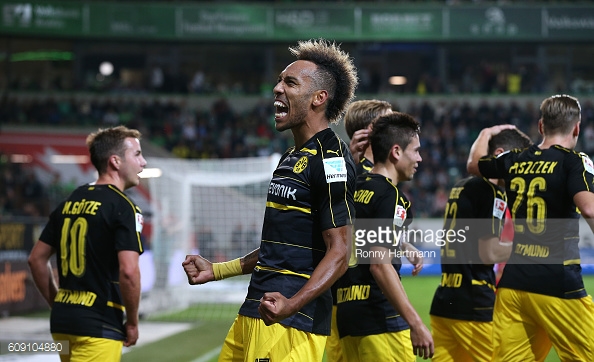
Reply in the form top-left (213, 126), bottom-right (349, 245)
top-left (183, 248), bottom-right (260, 285)
top-left (119, 250), bottom-right (141, 347)
top-left (478, 235), bottom-right (512, 264)
top-left (467, 125), bottom-right (516, 176)
top-left (369, 245), bottom-right (434, 359)
top-left (258, 226), bottom-right (349, 326)
top-left (28, 241), bottom-right (58, 307)
top-left (574, 191), bottom-right (594, 233)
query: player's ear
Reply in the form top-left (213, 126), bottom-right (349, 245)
top-left (493, 147), bottom-right (505, 157)
top-left (109, 155), bottom-right (121, 170)
top-left (574, 121), bottom-right (581, 138)
top-left (391, 144), bottom-right (402, 160)
top-left (311, 89), bottom-right (328, 107)
top-left (538, 119), bottom-right (544, 136)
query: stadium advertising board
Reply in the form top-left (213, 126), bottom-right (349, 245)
top-left (88, 3), bottom-right (174, 39)
top-left (0, 219), bottom-right (51, 315)
top-left (273, 6), bottom-right (354, 40)
top-left (177, 5), bottom-right (269, 40)
top-left (448, 6), bottom-right (542, 40)
top-left (544, 7), bottom-right (594, 39)
top-left (0, 260), bottom-right (45, 314)
top-left (0, 1), bottom-right (84, 36)
top-left (359, 7), bottom-right (442, 40)
top-left (2, 2), bottom-right (594, 41)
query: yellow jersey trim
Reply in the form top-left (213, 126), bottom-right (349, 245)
top-left (254, 265), bottom-right (311, 280)
top-left (266, 201), bottom-right (311, 214)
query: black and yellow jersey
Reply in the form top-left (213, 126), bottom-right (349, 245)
top-left (355, 157), bottom-right (374, 176)
top-left (336, 173), bottom-right (412, 338)
top-left (478, 144), bottom-right (594, 299)
top-left (238, 128), bottom-right (356, 335)
top-left (39, 184), bottom-right (143, 340)
top-left (430, 176), bottom-right (506, 322)
top-left (331, 156), bottom-right (374, 307)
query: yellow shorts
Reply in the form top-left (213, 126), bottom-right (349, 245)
top-left (52, 333), bottom-right (123, 362)
top-left (339, 330), bottom-right (415, 362)
top-left (325, 306), bottom-right (344, 362)
top-left (493, 288), bottom-right (594, 362)
top-left (218, 315), bottom-right (327, 362)
top-left (430, 315), bottom-right (493, 362)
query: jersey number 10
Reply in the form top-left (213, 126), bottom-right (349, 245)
top-left (59, 217), bottom-right (87, 277)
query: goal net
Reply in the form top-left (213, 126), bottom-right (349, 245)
top-left (139, 154), bottom-right (280, 321)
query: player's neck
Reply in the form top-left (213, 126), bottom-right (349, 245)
top-left (95, 173), bottom-right (124, 192)
top-left (371, 163), bottom-right (399, 185)
top-left (539, 134), bottom-right (576, 150)
top-left (291, 119), bottom-right (329, 149)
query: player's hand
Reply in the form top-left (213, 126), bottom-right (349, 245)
top-left (483, 124), bottom-right (516, 138)
top-left (182, 255), bottom-right (215, 285)
top-left (402, 242), bottom-right (423, 276)
top-left (349, 128), bottom-right (370, 164)
top-left (123, 321), bottom-right (139, 347)
top-left (258, 292), bottom-right (295, 326)
top-left (409, 323), bottom-right (434, 359)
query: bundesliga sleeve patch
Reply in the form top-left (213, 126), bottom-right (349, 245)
top-left (323, 157), bottom-right (347, 183)
top-left (136, 213), bottom-right (144, 233)
top-left (493, 198), bottom-right (506, 219)
top-left (582, 155), bottom-right (594, 175)
top-left (393, 205), bottom-right (407, 227)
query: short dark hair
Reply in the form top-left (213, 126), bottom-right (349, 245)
top-left (540, 94), bottom-right (581, 136)
top-left (344, 99), bottom-right (393, 139)
top-left (370, 112), bottom-right (421, 164)
top-left (289, 38), bottom-right (358, 124)
top-left (488, 128), bottom-right (533, 155)
top-left (86, 126), bottom-right (141, 175)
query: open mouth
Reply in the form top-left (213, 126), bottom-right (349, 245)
top-left (274, 100), bottom-right (288, 119)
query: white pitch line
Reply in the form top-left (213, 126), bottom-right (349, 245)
top-left (190, 345), bottom-right (222, 362)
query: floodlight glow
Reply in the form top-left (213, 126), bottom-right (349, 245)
top-left (99, 61), bottom-right (114, 76)
top-left (10, 154), bottom-right (33, 163)
top-left (139, 168), bottom-right (163, 178)
top-left (389, 76), bottom-right (407, 85)
top-left (51, 155), bottom-right (89, 164)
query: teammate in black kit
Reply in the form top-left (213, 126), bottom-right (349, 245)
top-left (344, 99), bottom-right (393, 172)
top-left (430, 128), bottom-right (532, 362)
top-left (28, 126), bottom-right (146, 361)
top-left (467, 94), bottom-right (594, 362)
top-left (325, 99), bottom-right (394, 362)
top-left (336, 112), bottom-right (433, 361)
top-left (183, 38), bottom-right (358, 362)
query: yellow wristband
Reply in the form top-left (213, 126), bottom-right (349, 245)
top-left (212, 258), bottom-right (242, 281)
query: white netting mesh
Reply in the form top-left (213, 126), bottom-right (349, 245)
top-left (139, 155), bottom-right (280, 320)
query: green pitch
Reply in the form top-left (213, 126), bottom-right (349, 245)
top-left (122, 275), bottom-right (594, 362)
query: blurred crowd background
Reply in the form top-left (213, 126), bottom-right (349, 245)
top-left (3, 94), bottom-right (594, 220)
top-left (2, 0), bottom-right (594, 220)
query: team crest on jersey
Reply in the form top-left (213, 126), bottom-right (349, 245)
top-left (293, 156), bottom-right (308, 174)
top-left (493, 198), bottom-right (506, 219)
top-left (136, 213), bottom-right (144, 232)
top-left (582, 154), bottom-right (594, 175)
top-left (323, 157), bottom-right (347, 183)
top-left (394, 205), bottom-right (407, 227)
